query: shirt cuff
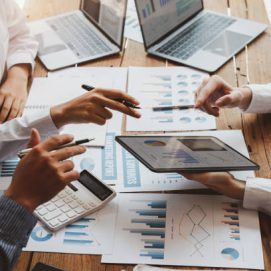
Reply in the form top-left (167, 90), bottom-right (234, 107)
top-left (243, 177), bottom-right (271, 215)
top-left (6, 52), bottom-right (35, 74)
top-left (0, 196), bottom-right (37, 246)
top-left (244, 84), bottom-right (271, 113)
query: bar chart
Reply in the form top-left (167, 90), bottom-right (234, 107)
top-left (124, 200), bottom-right (167, 260)
top-left (221, 202), bottom-right (240, 241)
top-left (0, 159), bottom-right (19, 177)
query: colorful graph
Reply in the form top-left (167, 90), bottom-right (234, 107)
top-left (221, 247), bottom-right (240, 260)
top-left (160, 0), bottom-right (171, 7)
top-left (221, 202), bottom-right (240, 241)
top-left (80, 157), bottom-right (95, 172)
top-left (63, 217), bottom-right (97, 246)
top-left (162, 150), bottom-right (198, 163)
top-left (31, 226), bottom-right (53, 242)
top-left (144, 140), bottom-right (166, 147)
top-left (124, 200), bottom-right (167, 260)
top-left (0, 159), bottom-right (19, 177)
top-left (142, 1), bottom-right (155, 18)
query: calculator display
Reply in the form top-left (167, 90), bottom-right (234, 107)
top-left (79, 170), bottom-right (113, 201)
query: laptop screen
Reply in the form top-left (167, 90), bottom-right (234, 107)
top-left (136, 0), bottom-right (203, 48)
top-left (81, 0), bottom-right (126, 47)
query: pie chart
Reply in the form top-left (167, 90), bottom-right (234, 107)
top-left (144, 140), bottom-right (166, 147)
top-left (80, 157), bottom-right (95, 171)
top-left (31, 226), bottom-right (53, 242)
top-left (221, 248), bottom-right (239, 260)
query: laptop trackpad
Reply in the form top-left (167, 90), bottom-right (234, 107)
top-left (203, 30), bottom-right (251, 57)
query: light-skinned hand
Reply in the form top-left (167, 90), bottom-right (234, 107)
top-left (195, 75), bottom-right (252, 117)
top-left (5, 131), bottom-right (86, 212)
top-left (179, 171), bottom-right (245, 200)
top-left (0, 64), bottom-right (30, 123)
top-left (50, 88), bottom-right (141, 128)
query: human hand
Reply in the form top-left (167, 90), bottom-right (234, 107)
top-left (50, 88), bottom-right (141, 128)
top-left (179, 171), bottom-right (245, 200)
top-left (195, 75), bottom-right (252, 116)
top-left (5, 132), bottom-right (86, 212)
top-left (0, 64), bottom-right (30, 123)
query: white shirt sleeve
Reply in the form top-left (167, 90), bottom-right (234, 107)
top-left (5, 0), bottom-right (38, 71)
top-left (243, 177), bottom-right (271, 215)
top-left (0, 109), bottom-right (59, 162)
top-left (244, 83), bottom-right (271, 113)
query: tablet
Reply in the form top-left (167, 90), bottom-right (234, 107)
top-left (115, 136), bottom-right (259, 172)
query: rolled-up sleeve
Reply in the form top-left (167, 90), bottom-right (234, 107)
top-left (5, 0), bottom-right (38, 71)
top-left (243, 177), bottom-right (271, 215)
top-left (244, 83), bottom-right (271, 113)
top-left (0, 195), bottom-right (37, 271)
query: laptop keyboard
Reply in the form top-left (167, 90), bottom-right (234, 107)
top-left (157, 13), bottom-right (236, 60)
top-left (46, 13), bottom-right (112, 59)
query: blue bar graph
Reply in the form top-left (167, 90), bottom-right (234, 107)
top-left (162, 150), bottom-right (198, 164)
top-left (63, 217), bottom-right (96, 246)
top-left (142, 1), bottom-right (155, 18)
top-left (125, 200), bottom-right (167, 260)
top-left (160, 0), bottom-right (171, 7)
top-left (0, 159), bottom-right (19, 177)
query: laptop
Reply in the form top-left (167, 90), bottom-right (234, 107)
top-left (135, 0), bottom-right (267, 72)
top-left (29, 0), bottom-right (127, 71)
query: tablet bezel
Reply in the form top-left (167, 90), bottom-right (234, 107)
top-left (115, 135), bottom-right (260, 172)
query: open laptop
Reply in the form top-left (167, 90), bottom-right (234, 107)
top-left (29, 0), bottom-right (127, 70)
top-left (135, 0), bottom-right (267, 72)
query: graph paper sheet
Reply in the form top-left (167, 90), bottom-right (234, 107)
top-left (24, 199), bottom-right (118, 255)
top-left (102, 193), bottom-right (263, 269)
top-left (126, 67), bottom-right (216, 132)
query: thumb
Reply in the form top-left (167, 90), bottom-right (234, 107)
top-left (215, 92), bottom-right (240, 108)
top-left (27, 128), bottom-right (41, 148)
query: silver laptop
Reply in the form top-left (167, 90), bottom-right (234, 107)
top-left (135, 0), bottom-right (267, 72)
top-left (29, 0), bottom-right (127, 71)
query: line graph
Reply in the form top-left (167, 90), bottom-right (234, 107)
top-left (179, 204), bottom-right (211, 257)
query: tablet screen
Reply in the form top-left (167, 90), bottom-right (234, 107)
top-left (116, 136), bottom-right (259, 172)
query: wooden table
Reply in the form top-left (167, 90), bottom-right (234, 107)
top-left (14, 0), bottom-right (271, 270)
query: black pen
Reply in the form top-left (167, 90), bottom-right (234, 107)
top-left (18, 138), bottom-right (95, 158)
top-left (152, 104), bottom-right (194, 111)
top-left (81, 84), bottom-right (141, 109)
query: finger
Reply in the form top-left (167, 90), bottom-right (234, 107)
top-left (95, 95), bottom-right (141, 118)
top-left (179, 171), bottom-right (209, 183)
top-left (201, 101), bottom-right (220, 117)
top-left (216, 92), bottom-right (242, 108)
top-left (96, 88), bottom-right (140, 105)
top-left (62, 170), bottom-right (80, 184)
top-left (40, 134), bottom-right (74, 152)
top-left (58, 160), bottom-right (75, 173)
top-left (17, 99), bottom-right (26, 118)
top-left (0, 96), bottom-right (13, 123)
top-left (52, 145), bottom-right (86, 161)
top-left (195, 78), bottom-right (209, 102)
top-left (7, 99), bottom-right (21, 121)
top-left (94, 106), bottom-right (113, 120)
top-left (27, 128), bottom-right (41, 148)
top-left (89, 114), bottom-right (108, 125)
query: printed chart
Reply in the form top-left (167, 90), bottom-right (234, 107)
top-left (25, 200), bottom-right (118, 254)
top-left (126, 67), bottom-right (215, 132)
top-left (102, 194), bottom-right (263, 269)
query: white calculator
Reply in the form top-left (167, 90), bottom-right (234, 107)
top-left (34, 170), bottom-right (116, 231)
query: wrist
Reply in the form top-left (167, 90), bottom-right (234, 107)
top-left (239, 87), bottom-right (252, 110)
top-left (50, 103), bottom-right (69, 129)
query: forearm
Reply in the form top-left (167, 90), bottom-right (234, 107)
top-left (6, 64), bottom-right (31, 83)
top-left (0, 196), bottom-right (37, 271)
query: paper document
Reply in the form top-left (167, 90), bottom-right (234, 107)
top-left (126, 67), bottom-right (215, 132)
top-left (0, 158), bottom-right (19, 191)
top-left (125, 0), bottom-right (143, 43)
top-left (24, 199), bottom-right (118, 255)
top-left (134, 265), bottom-right (236, 271)
top-left (102, 193), bottom-right (264, 269)
top-left (116, 130), bottom-right (255, 192)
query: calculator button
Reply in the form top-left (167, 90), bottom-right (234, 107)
top-left (37, 208), bottom-right (48, 216)
top-left (71, 194), bottom-right (77, 200)
top-left (60, 205), bottom-right (70, 213)
top-left (46, 204), bottom-right (56, 212)
top-left (67, 210), bottom-right (76, 218)
top-left (49, 219), bottom-right (60, 227)
top-left (63, 197), bottom-right (73, 203)
top-left (44, 209), bottom-right (62, 221)
top-left (55, 199), bottom-right (65, 208)
top-left (58, 214), bottom-right (69, 222)
top-left (88, 202), bottom-right (96, 208)
top-left (77, 199), bottom-right (84, 205)
top-left (68, 201), bottom-right (79, 209)
top-left (58, 191), bottom-right (66, 198)
top-left (43, 201), bottom-right (51, 207)
top-left (82, 204), bottom-right (91, 210)
top-left (74, 206), bottom-right (85, 214)
top-left (51, 196), bottom-right (59, 203)
top-left (65, 189), bottom-right (72, 195)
